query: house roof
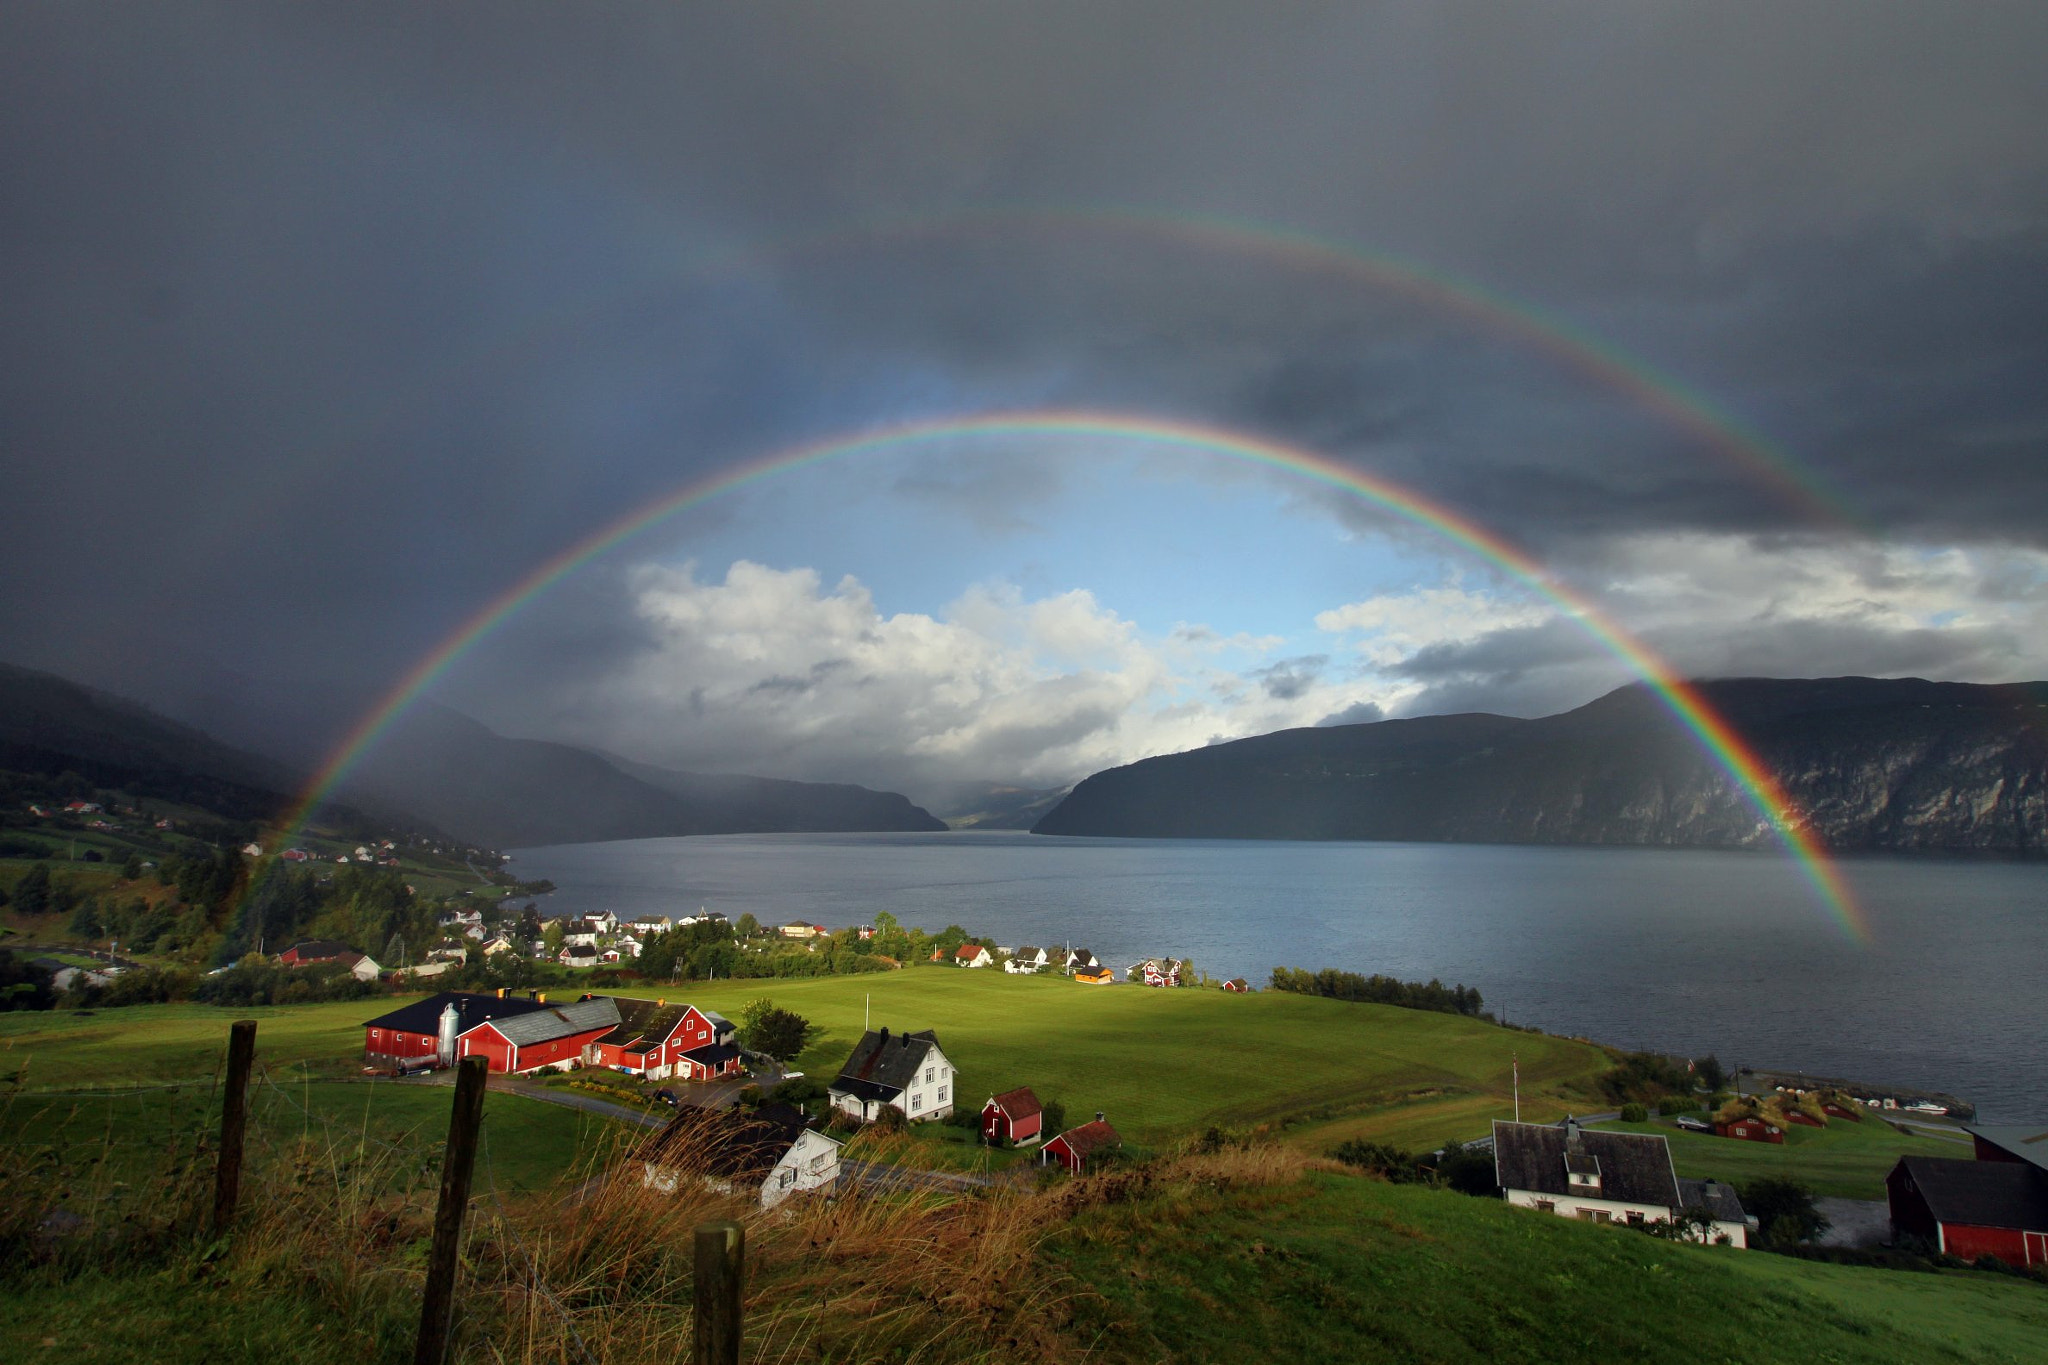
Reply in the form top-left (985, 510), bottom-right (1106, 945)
top-left (283, 939), bottom-right (358, 961)
top-left (830, 1028), bottom-right (943, 1101)
top-left (1492, 1119), bottom-right (1682, 1208)
top-left (696, 1008), bottom-right (733, 1031)
top-left (988, 1087), bottom-right (1043, 1120)
top-left (597, 998), bottom-right (692, 1052)
top-left (1676, 1177), bottom-right (1748, 1224)
top-left (681, 1041), bottom-right (743, 1067)
top-left (953, 943), bottom-right (987, 959)
top-left (635, 1104), bottom-right (819, 1178)
top-left (1964, 1125), bottom-right (2048, 1174)
top-left (1053, 1119), bottom-right (1121, 1158)
top-left (363, 991), bottom-right (548, 1037)
top-left (476, 995), bottom-right (621, 1047)
top-left (1894, 1156), bottom-right (2048, 1231)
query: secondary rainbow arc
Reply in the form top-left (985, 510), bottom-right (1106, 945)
top-left (269, 410), bottom-right (1868, 944)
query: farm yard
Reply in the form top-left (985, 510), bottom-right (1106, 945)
top-left (1593, 1108), bottom-right (1971, 1201)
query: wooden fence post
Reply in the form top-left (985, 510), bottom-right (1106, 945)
top-left (211, 1018), bottom-right (257, 1236)
top-left (694, 1219), bottom-right (745, 1365)
top-left (414, 1055), bottom-right (489, 1365)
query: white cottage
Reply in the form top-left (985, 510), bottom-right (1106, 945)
top-left (636, 1104), bottom-right (840, 1210)
top-left (1492, 1117), bottom-right (1749, 1247)
top-left (828, 1027), bottom-right (956, 1123)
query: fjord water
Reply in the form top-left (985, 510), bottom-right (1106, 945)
top-left (512, 831), bottom-right (2048, 1120)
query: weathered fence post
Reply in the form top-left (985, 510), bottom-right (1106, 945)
top-left (414, 1055), bottom-right (489, 1365)
top-left (694, 1219), bottom-right (745, 1365)
top-left (211, 1018), bottom-right (257, 1235)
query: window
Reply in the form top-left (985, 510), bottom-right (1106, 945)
top-left (938, 1086), bottom-right (948, 1104)
top-left (925, 1067), bottom-right (934, 1084)
top-left (1534, 1200), bottom-right (1555, 1213)
top-left (779, 1168), bottom-right (795, 1188)
top-left (811, 1154), bottom-right (829, 1172)
top-left (911, 1094), bottom-right (923, 1111)
top-left (1626, 1211), bottom-right (1645, 1227)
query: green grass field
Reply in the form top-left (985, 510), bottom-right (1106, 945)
top-left (0, 971), bottom-right (1610, 1151)
top-left (1063, 1165), bottom-right (2048, 1364)
top-left (1594, 1110), bottom-right (1969, 1200)
top-left (608, 968), bottom-right (1611, 1146)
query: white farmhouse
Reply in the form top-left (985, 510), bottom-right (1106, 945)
top-left (828, 1027), bottom-right (956, 1123)
top-left (636, 1104), bottom-right (840, 1210)
top-left (1493, 1117), bottom-right (1750, 1247)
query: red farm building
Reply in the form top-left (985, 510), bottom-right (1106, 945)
top-left (981, 1087), bottom-right (1045, 1147)
top-left (1821, 1100), bottom-right (1864, 1121)
top-left (1220, 978), bottom-right (1250, 993)
top-left (454, 995), bottom-right (622, 1075)
top-left (1714, 1116), bottom-right (1785, 1144)
top-left (1781, 1109), bottom-right (1827, 1128)
top-left (1042, 1116), bottom-right (1123, 1174)
top-left (1888, 1155), bottom-right (2048, 1266)
top-left (587, 1001), bottom-right (743, 1082)
top-left (282, 939), bottom-right (360, 967)
top-left (362, 990), bottom-right (551, 1072)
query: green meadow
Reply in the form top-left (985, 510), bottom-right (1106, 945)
top-left (0, 969), bottom-right (1610, 1149)
top-left (1595, 1110), bottom-right (1970, 1200)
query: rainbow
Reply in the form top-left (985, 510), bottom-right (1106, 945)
top-left (273, 410), bottom-right (1868, 942)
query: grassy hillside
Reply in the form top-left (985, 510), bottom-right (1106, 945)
top-left (0, 971), bottom-right (1608, 1147)
top-left (1595, 1110), bottom-right (1970, 1200)
top-left (612, 968), bottom-right (1610, 1145)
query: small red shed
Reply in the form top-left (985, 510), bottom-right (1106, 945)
top-left (1043, 1117), bottom-right (1122, 1174)
top-left (1781, 1109), bottom-right (1826, 1128)
top-left (1888, 1156), bottom-right (2048, 1266)
top-left (981, 1087), bottom-right (1045, 1146)
top-left (1221, 978), bottom-right (1250, 993)
top-left (1714, 1116), bottom-right (1785, 1144)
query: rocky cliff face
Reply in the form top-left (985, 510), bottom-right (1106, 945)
top-left (1033, 677), bottom-right (2048, 851)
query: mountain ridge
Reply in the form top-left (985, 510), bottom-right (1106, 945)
top-left (1032, 676), bottom-right (2048, 851)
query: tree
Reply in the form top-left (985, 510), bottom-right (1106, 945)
top-left (734, 912), bottom-right (762, 939)
top-left (745, 1006), bottom-right (814, 1062)
top-left (542, 920), bottom-right (566, 956)
top-left (13, 862), bottom-right (51, 916)
top-left (121, 856), bottom-right (142, 881)
top-left (1039, 1097), bottom-right (1067, 1138)
top-left (1694, 1055), bottom-right (1726, 1092)
top-left (1431, 1139), bottom-right (1500, 1197)
top-left (1742, 1176), bottom-right (1829, 1247)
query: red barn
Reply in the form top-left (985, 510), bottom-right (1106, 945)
top-left (1043, 1116), bottom-right (1122, 1174)
top-left (1221, 978), bottom-right (1250, 993)
top-left (362, 991), bottom-right (550, 1071)
top-left (455, 996), bottom-right (622, 1074)
top-left (1888, 1156), bottom-right (2048, 1266)
top-left (588, 1001), bottom-right (743, 1081)
top-left (981, 1087), bottom-right (1044, 1146)
top-left (1714, 1116), bottom-right (1784, 1144)
top-left (282, 939), bottom-right (360, 967)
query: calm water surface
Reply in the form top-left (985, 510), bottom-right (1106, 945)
top-left (511, 832), bottom-right (2048, 1121)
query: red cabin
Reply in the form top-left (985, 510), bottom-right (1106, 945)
top-left (1714, 1116), bottom-right (1785, 1144)
top-left (981, 1087), bottom-right (1045, 1147)
top-left (1221, 978), bottom-right (1250, 993)
top-left (1821, 1101), bottom-right (1864, 1121)
top-left (1043, 1117), bottom-right (1122, 1174)
top-left (1888, 1156), bottom-right (2048, 1266)
top-left (1782, 1110), bottom-right (1827, 1128)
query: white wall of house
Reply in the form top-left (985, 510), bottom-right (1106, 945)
top-left (762, 1130), bottom-right (841, 1208)
top-left (829, 1043), bottom-right (957, 1123)
top-left (1505, 1187), bottom-right (1677, 1227)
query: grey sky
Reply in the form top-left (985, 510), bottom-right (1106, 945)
top-left (5, 4), bottom-right (2045, 791)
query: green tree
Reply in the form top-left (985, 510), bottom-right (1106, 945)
top-left (121, 855), bottom-right (142, 881)
top-left (542, 920), bottom-right (566, 956)
top-left (14, 862), bottom-right (52, 916)
top-left (734, 912), bottom-right (762, 939)
top-left (744, 1005), bottom-right (815, 1061)
top-left (1743, 1177), bottom-right (1829, 1247)
top-left (1695, 1055), bottom-right (1727, 1092)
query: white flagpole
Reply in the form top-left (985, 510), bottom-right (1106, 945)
top-left (1513, 1052), bottom-right (1520, 1123)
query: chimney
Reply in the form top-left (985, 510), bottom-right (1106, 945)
top-left (877, 1026), bottom-right (889, 1045)
top-left (1096, 1111), bottom-right (1105, 1124)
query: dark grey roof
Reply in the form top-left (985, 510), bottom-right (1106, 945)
top-left (597, 998), bottom-right (690, 1051)
top-left (830, 1028), bottom-right (943, 1100)
top-left (1964, 1125), bottom-right (2048, 1175)
top-left (1492, 1119), bottom-right (1682, 1208)
top-left (363, 991), bottom-right (548, 1037)
top-left (481, 995), bottom-right (620, 1046)
top-left (635, 1104), bottom-right (814, 1178)
top-left (1676, 1177), bottom-right (1749, 1224)
top-left (832, 1075), bottom-right (901, 1103)
top-left (681, 1041), bottom-right (742, 1067)
top-left (1894, 1156), bottom-right (2048, 1231)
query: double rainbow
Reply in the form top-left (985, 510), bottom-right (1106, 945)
top-left (274, 411), bottom-right (1867, 942)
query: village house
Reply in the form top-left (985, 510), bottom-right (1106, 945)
top-left (280, 847), bottom-right (311, 862)
top-left (636, 1104), bottom-right (841, 1210)
top-left (560, 943), bottom-right (600, 969)
top-left (278, 940), bottom-right (382, 981)
top-left (779, 920), bottom-right (827, 940)
top-left (856, 924), bottom-right (875, 940)
top-left (1063, 948), bottom-right (1099, 974)
top-left (1043, 1115), bottom-right (1122, 1174)
top-left (1126, 957), bottom-right (1184, 987)
top-left (586, 1000), bottom-right (744, 1081)
top-left (1221, 978), bottom-right (1251, 993)
top-left (953, 943), bottom-right (993, 968)
top-left (479, 935), bottom-right (518, 956)
top-left (1887, 1124), bottom-right (2048, 1266)
top-left (981, 1087), bottom-right (1045, 1146)
top-left (1714, 1114), bottom-right (1785, 1144)
top-left (1492, 1117), bottom-right (1750, 1246)
top-left (828, 1028), bottom-right (955, 1123)
top-left (628, 916), bottom-right (672, 936)
top-left (1005, 946), bottom-right (1049, 974)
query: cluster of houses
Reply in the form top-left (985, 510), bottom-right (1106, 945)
top-left (361, 988), bottom-right (747, 1082)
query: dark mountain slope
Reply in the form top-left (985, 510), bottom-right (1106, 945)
top-left (1034, 677), bottom-right (2048, 851)
top-left (607, 756), bottom-right (947, 835)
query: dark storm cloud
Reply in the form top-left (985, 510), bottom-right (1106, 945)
top-left (4, 2), bottom-right (2045, 765)
top-left (1250, 655), bottom-right (1329, 701)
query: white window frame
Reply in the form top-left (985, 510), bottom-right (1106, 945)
top-left (911, 1093), bottom-right (923, 1111)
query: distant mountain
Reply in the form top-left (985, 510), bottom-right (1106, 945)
top-left (1034, 677), bottom-right (2048, 851)
top-left (0, 660), bottom-right (381, 829)
top-left (915, 780), bottom-right (1074, 830)
top-left (335, 704), bottom-right (944, 848)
